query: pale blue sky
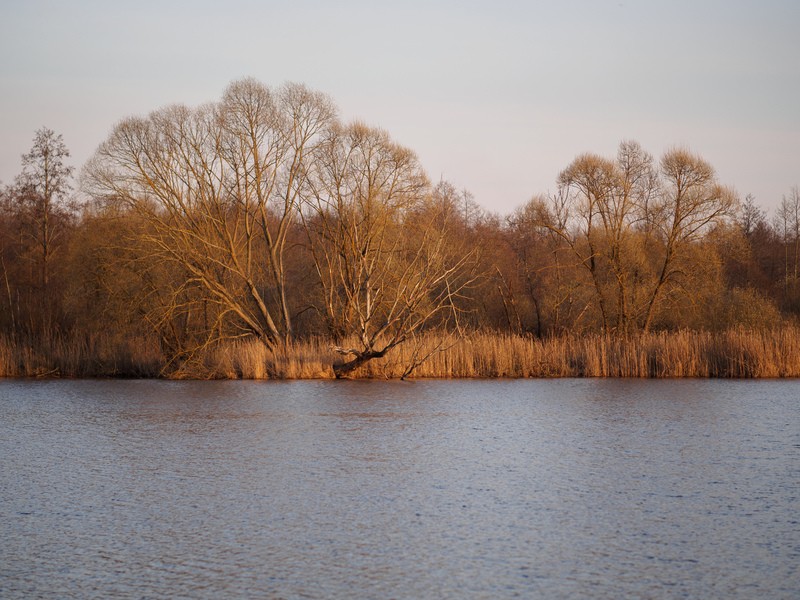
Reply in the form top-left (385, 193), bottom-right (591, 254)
top-left (1, 0), bottom-right (798, 215)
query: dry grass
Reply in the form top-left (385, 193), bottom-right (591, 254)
top-left (2, 327), bottom-right (800, 379)
top-left (0, 334), bottom-right (163, 378)
top-left (201, 338), bottom-right (335, 380)
top-left (181, 327), bottom-right (800, 379)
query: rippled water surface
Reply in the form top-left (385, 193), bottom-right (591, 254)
top-left (1, 379), bottom-right (799, 599)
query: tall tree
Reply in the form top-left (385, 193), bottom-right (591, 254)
top-left (532, 141), bottom-right (657, 332)
top-left (0, 185), bottom-right (18, 335)
top-left (739, 194), bottom-right (766, 239)
top-left (84, 79), bottom-right (335, 356)
top-left (530, 142), bottom-right (735, 333)
top-left (300, 122), bottom-right (476, 377)
top-left (6, 128), bottom-right (76, 336)
top-left (773, 186), bottom-right (800, 312)
top-left (15, 128), bottom-right (75, 291)
top-left (642, 148), bottom-right (737, 330)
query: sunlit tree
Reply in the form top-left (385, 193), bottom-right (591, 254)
top-left (84, 79), bottom-right (336, 357)
top-left (300, 122), bottom-right (477, 377)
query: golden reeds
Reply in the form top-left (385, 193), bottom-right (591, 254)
top-left (2, 327), bottom-right (800, 379)
top-left (174, 325), bottom-right (800, 379)
top-left (0, 333), bottom-right (162, 378)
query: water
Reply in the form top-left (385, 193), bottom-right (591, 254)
top-left (1, 379), bottom-right (798, 599)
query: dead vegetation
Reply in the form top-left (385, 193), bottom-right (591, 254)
top-left (3, 328), bottom-right (799, 379)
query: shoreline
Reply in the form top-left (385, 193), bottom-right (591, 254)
top-left (3, 328), bottom-right (800, 380)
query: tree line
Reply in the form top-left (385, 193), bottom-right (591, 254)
top-left (1, 78), bottom-right (798, 376)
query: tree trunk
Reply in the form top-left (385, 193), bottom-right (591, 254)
top-left (332, 348), bottom-right (386, 378)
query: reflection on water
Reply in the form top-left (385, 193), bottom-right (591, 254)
top-left (1, 379), bottom-right (798, 599)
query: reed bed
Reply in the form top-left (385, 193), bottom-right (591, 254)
top-left (2, 328), bottom-right (800, 379)
top-left (0, 334), bottom-right (163, 378)
top-left (202, 338), bottom-right (334, 380)
top-left (180, 327), bottom-right (800, 379)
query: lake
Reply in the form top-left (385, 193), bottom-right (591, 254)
top-left (1, 379), bottom-right (798, 599)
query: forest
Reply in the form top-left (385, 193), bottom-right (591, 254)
top-left (2, 79), bottom-right (800, 379)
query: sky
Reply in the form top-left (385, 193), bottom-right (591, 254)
top-left (1, 0), bottom-right (798, 216)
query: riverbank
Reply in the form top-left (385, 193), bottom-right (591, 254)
top-left (2, 328), bottom-right (800, 379)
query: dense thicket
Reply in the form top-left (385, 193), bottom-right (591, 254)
top-left (1, 80), bottom-right (798, 377)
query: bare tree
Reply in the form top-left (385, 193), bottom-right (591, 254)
top-left (533, 156), bottom-right (612, 330)
top-left (84, 79), bottom-right (335, 356)
top-left (300, 122), bottom-right (476, 377)
top-left (739, 194), bottom-right (765, 239)
top-left (641, 148), bottom-right (737, 331)
top-left (534, 141), bottom-right (657, 332)
top-left (0, 185), bottom-right (17, 336)
top-left (505, 196), bottom-right (576, 336)
top-left (531, 142), bottom-right (734, 333)
top-left (15, 128), bottom-right (75, 292)
top-left (784, 186), bottom-right (800, 280)
top-left (2, 128), bottom-right (77, 337)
